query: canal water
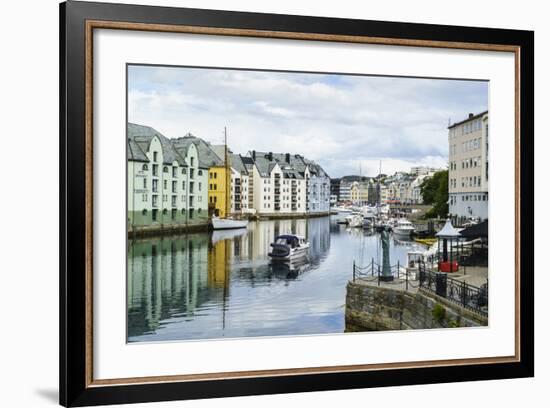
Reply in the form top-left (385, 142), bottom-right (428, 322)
top-left (127, 215), bottom-right (426, 342)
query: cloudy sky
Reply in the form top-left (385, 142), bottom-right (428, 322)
top-left (128, 65), bottom-right (488, 178)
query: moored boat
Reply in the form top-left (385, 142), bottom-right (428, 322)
top-left (393, 218), bottom-right (415, 237)
top-left (211, 216), bottom-right (248, 230)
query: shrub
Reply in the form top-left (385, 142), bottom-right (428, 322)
top-left (432, 303), bottom-right (446, 322)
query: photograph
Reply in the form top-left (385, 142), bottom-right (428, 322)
top-left (126, 65), bottom-right (490, 343)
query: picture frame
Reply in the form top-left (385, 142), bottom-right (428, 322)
top-left (59, 0), bottom-right (534, 406)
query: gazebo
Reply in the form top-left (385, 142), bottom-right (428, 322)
top-left (436, 219), bottom-right (461, 272)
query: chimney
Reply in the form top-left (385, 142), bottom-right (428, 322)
top-left (468, 113), bottom-right (474, 119)
top-left (252, 150), bottom-right (256, 160)
top-left (268, 152), bottom-right (273, 161)
top-left (285, 153), bottom-right (290, 163)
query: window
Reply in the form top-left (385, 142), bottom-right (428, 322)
top-left (198, 170), bottom-right (203, 176)
top-left (182, 168), bottom-right (186, 175)
top-left (141, 209), bottom-right (147, 216)
top-left (182, 181), bottom-right (185, 190)
top-left (163, 180), bottom-right (167, 190)
top-left (152, 164), bottom-right (158, 176)
top-left (152, 195), bottom-right (158, 207)
top-left (198, 182), bottom-right (202, 191)
top-left (142, 194), bottom-right (147, 202)
top-left (152, 179), bottom-right (158, 192)
top-left (153, 152), bottom-right (158, 162)
top-left (142, 164), bottom-right (148, 171)
top-left (190, 168), bottom-right (194, 179)
top-left (143, 178), bottom-right (147, 189)
top-left (172, 167), bottom-right (177, 177)
top-left (163, 166), bottom-right (168, 173)
top-left (190, 157), bottom-right (195, 166)
top-left (172, 181), bottom-right (177, 193)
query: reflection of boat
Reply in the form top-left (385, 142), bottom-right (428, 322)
top-left (270, 258), bottom-right (310, 279)
top-left (211, 227), bottom-right (247, 244)
top-left (268, 234), bottom-right (310, 261)
top-left (393, 218), bottom-right (415, 237)
top-left (211, 216), bottom-right (248, 230)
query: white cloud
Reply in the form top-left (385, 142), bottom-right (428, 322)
top-left (128, 65), bottom-right (487, 177)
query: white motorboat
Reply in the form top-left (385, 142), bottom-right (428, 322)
top-left (268, 234), bottom-right (310, 261)
top-left (393, 218), bottom-right (415, 237)
top-left (348, 214), bottom-right (364, 228)
top-left (211, 216), bottom-right (248, 230)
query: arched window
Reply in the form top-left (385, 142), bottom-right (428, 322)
top-left (142, 164), bottom-right (148, 171)
top-left (163, 209), bottom-right (168, 215)
top-left (141, 209), bottom-right (147, 216)
top-left (198, 208), bottom-right (202, 213)
top-left (181, 209), bottom-right (185, 214)
top-left (163, 166), bottom-right (168, 173)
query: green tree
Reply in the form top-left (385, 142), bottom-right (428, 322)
top-left (421, 170), bottom-right (448, 218)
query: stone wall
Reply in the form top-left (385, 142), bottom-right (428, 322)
top-left (345, 281), bottom-right (487, 332)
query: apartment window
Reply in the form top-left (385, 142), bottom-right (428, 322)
top-left (152, 209), bottom-right (158, 221)
top-left (172, 209), bottom-right (177, 219)
top-left (143, 178), bottom-right (147, 189)
top-left (152, 179), bottom-right (158, 192)
top-left (213, 184), bottom-right (217, 190)
top-left (172, 167), bottom-right (177, 177)
top-left (163, 180), bottom-right (167, 190)
top-left (163, 166), bottom-right (168, 173)
top-left (182, 168), bottom-right (186, 175)
top-left (152, 164), bottom-right (158, 176)
top-left (142, 209), bottom-right (147, 216)
top-left (198, 182), bottom-right (202, 191)
top-left (198, 170), bottom-right (203, 176)
top-left (478, 176), bottom-right (481, 186)
top-left (182, 181), bottom-right (185, 190)
top-left (142, 164), bottom-right (148, 171)
top-left (171, 196), bottom-right (176, 207)
top-left (152, 195), bottom-right (158, 207)
top-left (153, 152), bottom-right (158, 162)
top-left (190, 168), bottom-right (194, 179)
top-left (172, 181), bottom-right (177, 193)
top-left (142, 194), bottom-right (147, 202)
top-left (190, 157), bottom-right (195, 166)
top-left (163, 194), bottom-right (167, 202)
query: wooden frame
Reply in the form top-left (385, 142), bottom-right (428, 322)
top-left (60, 1), bottom-right (534, 406)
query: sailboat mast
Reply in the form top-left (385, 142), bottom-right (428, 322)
top-left (224, 127), bottom-right (230, 217)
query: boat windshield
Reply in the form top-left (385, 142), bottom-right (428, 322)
top-left (275, 236), bottom-right (300, 248)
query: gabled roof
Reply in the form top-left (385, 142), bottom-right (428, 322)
top-left (229, 153), bottom-right (248, 174)
top-left (127, 138), bottom-right (148, 162)
top-left (172, 134), bottom-right (224, 168)
top-left (127, 123), bottom-right (185, 165)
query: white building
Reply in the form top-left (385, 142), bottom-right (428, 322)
top-left (246, 151), bottom-right (329, 216)
top-left (448, 111), bottom-right (489, 220)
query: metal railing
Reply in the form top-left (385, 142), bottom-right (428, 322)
top-left (352, 259), bottom-right (488, 317)
top-left (418, 263), bottom-right (488, 317)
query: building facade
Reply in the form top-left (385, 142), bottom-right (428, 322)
top-left (128, 124), bottom-right (209, 233)
top-left (247, 151), bottom-right (329, 216)
top-left (448, 111), bottom-right (489, 220)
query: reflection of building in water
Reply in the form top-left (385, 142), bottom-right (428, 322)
top-left (128, 217), bottom-right (332, 339)
top-left (127, 233), bottom-right (211, 338)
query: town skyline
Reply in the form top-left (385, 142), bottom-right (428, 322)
top-left (128, 65), bottom-right (488, 178)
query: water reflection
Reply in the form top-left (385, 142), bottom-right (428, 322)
top-left (127, 216), bottom-right (424, 342)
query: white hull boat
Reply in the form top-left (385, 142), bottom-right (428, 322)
top-left (269, 234), bottom-right (310, 261)
top-left (211, 216), bottom-right (248, 230)
top-left (348, 214), bottom-right (364, 228)
top-left (393, 218), bottom-right (415, 237)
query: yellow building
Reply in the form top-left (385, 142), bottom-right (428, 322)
top-left (208, 165), bottom-right (230, 218)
